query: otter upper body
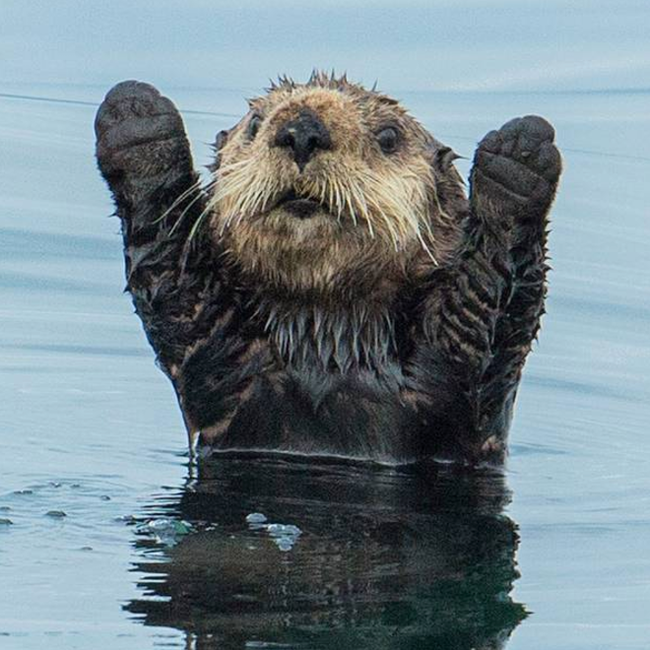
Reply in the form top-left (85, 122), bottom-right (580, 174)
top-left (174, 286), bottom-right (479, 463)
top-left (95, 73), bottom-right (561, 465)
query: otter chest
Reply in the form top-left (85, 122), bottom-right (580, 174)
top-left (179, 332), bottom-right (429, 461)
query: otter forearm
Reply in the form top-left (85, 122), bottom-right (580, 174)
top-left (470, 116), bottom-right (560, 377)
top-left (95, 81), bottom-right (216, 375)
top-left (431, 115), bottom-right (559, 368)
top-left (422, 210), bottom-right (512, 380)
top-left (421, 116), bottom-right (560, 453)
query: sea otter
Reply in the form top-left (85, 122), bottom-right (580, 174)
top-left (95, 72), bottom-right (561, 464)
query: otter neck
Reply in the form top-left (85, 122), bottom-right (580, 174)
top-left (253, 293), bottom-right (403, 373)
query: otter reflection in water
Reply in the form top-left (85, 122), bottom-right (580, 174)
top-left (127, 456), bottom-right (525, 649)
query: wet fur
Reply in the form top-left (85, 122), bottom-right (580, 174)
top-left (95, 72), bottom-right (561, 465)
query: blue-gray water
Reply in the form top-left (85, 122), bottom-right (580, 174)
top-left (1, 1), bottom-right (650, 648)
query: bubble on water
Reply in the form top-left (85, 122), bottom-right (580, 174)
top-left (267, 523), bottom-right (302, 537)
top-left (282, 525), bottom-right (301, 537)
top-left (245, 513), bottom-right (302, 552)
top-left (245, 512), bottom-right (268, 524)
top-left (276, 538), bottom-right (294, 552)
top-left (135, 518), bottom-right (193, 546)
top-left (265, 523), bottom-right (284, 535)
top-left (263, 522), bottom-right (303, 552)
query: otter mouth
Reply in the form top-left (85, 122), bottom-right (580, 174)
top-left (274, 189), bottom-right (324, 219)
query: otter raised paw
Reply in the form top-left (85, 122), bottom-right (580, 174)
top-left (95, 73), bottom-right (561, 465)
top-left (95, 81), bottom-right (197, 211)
top-left (471, 115), bottom-right (562, 221)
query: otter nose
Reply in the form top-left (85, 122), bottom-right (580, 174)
top-left (274, 109), bottom-right (332, 171)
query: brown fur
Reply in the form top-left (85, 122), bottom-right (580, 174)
top-left (207, 72), bottom-right (463, 299)
top-left (95, 74), bottom-right (561, 464)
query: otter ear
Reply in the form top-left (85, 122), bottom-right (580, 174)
top-left (207, 129), bottom-right (230, 172)
top-left (434, 145), bottom-right (462, 171)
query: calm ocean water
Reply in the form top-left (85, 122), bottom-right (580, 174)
top-left (1, 2), bottom-right (649, 648)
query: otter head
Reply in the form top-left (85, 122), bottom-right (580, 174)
top-left (207, 72), bottom-right (465, 299)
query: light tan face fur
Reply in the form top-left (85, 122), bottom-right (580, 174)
top-left (207, 73), bottom-right (462, 298)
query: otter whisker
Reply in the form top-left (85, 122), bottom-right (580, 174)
top-left (417, 230), bottom-right (438, 264)
top-left (237, 173), bottom-right (264, 217)
top-left (187, 205), bottom-right (211, 242)
top-left (349, 179), bottom-right (373, 236)
top-left (431, 188), bottom-right (454, 225)
top-left (216, 158), bottom-right (254, 173)
top-left (317, 182), bottom-right (327, 207)
top-left (358, 171), bottom-right (404, 248)
top-left (221, 210), bottom-right (238, 235)
top-left (215, 175), bottom-right (249, 206)
top-left (154, 177), bottom-right (206, 225)
top-left (332, 178), bottom-right (343, 220)
top-left (327, 179), bottom-right (335, 216)
top-left (168, 187), bottom-right (210, 236)
top-left (258, 186), bottom-right (273, 212)
top-left (344, 190), bottom-right (358, 227)
top-left (377, 207), bottom-right (402, 251)
top-left (260, 176), bottom-right (281, 213)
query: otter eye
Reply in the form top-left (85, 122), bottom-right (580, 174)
top-left (248, 114), bottom-right (263, 140)
top-left (376, 127), bottom-right (399, 154)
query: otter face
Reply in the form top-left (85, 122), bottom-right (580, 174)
top-left (208, 72), bottom-right (463, 296)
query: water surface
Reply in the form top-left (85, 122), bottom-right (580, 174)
top-left (2, 2), bottom-right (650, 648)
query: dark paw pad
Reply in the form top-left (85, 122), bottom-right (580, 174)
top-left (95, 81), bottom-right (190, 180)
top-left (472, 115), bottom-right (562, 215)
